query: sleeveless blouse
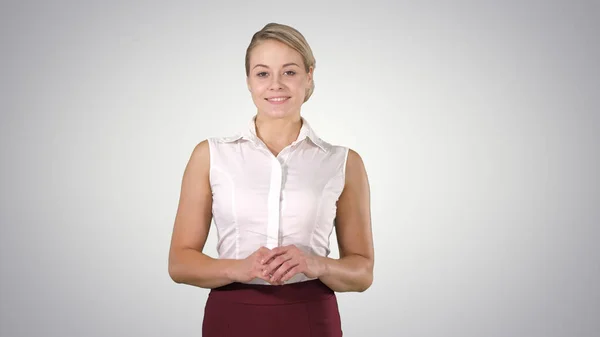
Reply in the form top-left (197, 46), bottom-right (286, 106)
top-left (207, 116), bottom-right (349, 284)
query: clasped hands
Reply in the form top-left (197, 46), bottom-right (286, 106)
top-left (236, 245), bottom-right (326, 285)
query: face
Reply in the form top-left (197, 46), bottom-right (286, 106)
top-left (246, 39), bottom-right (313, 119)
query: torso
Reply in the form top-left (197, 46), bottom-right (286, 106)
top-left (207, 117), bottom-right (348, 284)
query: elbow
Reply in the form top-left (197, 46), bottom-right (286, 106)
top-left (357, 272), bottom-right (373, 292)
top-left (168, 264), bottom-right (182, 284)
top-left (357, 259), bottom-right (374, 292)
top-left (168, 263), bottom-right (181, 283)
top-left (168, 252), bottom-right (184, 284)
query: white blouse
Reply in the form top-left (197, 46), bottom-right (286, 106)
top-left (207, 116), bottom-right (349, 284)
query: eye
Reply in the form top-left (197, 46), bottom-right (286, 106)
top-left (256, 72), bottom-right (268, 77)
top-left (284, 70), bottom-right (296, 76)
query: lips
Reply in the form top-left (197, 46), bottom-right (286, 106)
top-left (265, 96), bottom-right (291, 104)
top-left (265, 96), bottom-right (290, 102)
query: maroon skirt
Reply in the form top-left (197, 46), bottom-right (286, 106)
top-left (202, 279), bottom-right (343, 337)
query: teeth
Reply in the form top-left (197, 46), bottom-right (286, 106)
top-left (268, 97), bottom-right (288, 102)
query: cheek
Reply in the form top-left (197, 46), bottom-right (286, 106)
top-left (250, 81), bottom-right (267, 96)
top-left (288, 77), bottom-right (308, 91)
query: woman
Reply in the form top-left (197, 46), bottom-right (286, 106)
top-left (168, 22), bottom-right (374, 337)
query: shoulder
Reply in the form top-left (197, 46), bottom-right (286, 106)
top-left (187, 131), bottom-right (240, 160)
top-left (312, 136), bottom-right (363, 175)
top-left (197, 133), bottom-right (244, 151)
top-left (318, 140), bottom-right (367, 188)
top-left (312, 136), bottom-right (346, 157)
top-left (192, 139), bottom-right (210, 156)
top-left (186, 139), bottom-right (210, 171)
top-left (345, 148), bottom-right (365, 169)
top-left (342, 148), bottom-right (368, 188)
top-left (191, 133), bottom-right (245, 166)
top-left (319, 139), bottom-right (363, 169)
top-left (177, 140), bottom-right (212, 189)
top-left (210, 133), bottom-right (244, 144)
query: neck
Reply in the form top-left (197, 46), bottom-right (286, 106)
top-left (254, 113), bottom-right (302, 153)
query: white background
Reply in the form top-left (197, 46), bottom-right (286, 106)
top-left (1, 1), bottom-right (599, 336)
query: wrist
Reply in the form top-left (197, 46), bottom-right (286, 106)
top-left (223, 259), bottom-right (240, 282)
top-left (317, 256), bottom-right (332, 278)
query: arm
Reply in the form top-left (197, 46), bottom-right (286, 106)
top-left (318, 148), bottom-right (374, 292)
top-left (167, 140), bottom-right (239, 289)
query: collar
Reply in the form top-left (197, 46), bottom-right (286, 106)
top-left (220, 115), bottom-right (328, 152)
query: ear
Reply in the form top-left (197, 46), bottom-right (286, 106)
top-left (307, 66), bottom-right (314, 86)
top-left (246, 76), bottom-right (252, 92)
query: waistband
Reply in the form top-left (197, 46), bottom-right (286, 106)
top-left (208, 279), bottom-right (335, 305)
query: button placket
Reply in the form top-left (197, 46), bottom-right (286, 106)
top-left (266, 156), bottom-right (282, 249)
top-left (254, 138), bottom-right (297, 250)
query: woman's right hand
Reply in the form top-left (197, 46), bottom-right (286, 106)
top-left (229, 247), bottom-right (272, 283)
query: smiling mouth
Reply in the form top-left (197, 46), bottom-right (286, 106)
top-left (265, 97), bottom-right (291, 103)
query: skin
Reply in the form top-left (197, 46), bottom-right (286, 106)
top-left (168, 39), bottom-right (374, 292)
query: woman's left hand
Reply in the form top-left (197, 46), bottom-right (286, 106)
top-left (260, 245), bottom-right (327, 285)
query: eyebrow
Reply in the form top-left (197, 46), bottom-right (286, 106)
top-left (252, 62), bottom-right (301, 70)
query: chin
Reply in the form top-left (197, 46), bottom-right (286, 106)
top-left (258, 104), bottom-right (298, 120)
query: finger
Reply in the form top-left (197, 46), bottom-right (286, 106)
top-left (254, 266), bottom-right (274, 283)
top-left (278, 265), bottom-right (301, 284)
top-left (270, 259), bottom-right (299, 283)
top-left (258, 262), bottom-right (277, 281)
top-left (259, 263), bottom-right (280, 277)
top-left (262, 254), bottom-right (286, 278)
top-left (269, 260), bottom-right (292, 282)
top-left (262, 253), bottom-right (292, 276)
top-left (260, 247), bottom-right (280, 264)
top-left (260, 246), bottom-right (288, 264)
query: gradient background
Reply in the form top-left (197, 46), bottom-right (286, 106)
top-left (1, 1), bottom-right (599, 336)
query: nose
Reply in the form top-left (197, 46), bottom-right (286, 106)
top-left (268, 73), bottom-right (283, 90)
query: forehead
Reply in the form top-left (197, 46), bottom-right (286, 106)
top-left (249, 39), bottom-right (304, 66)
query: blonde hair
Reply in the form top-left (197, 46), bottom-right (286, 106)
top-left (245, 23), bottom-right (316, 102)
